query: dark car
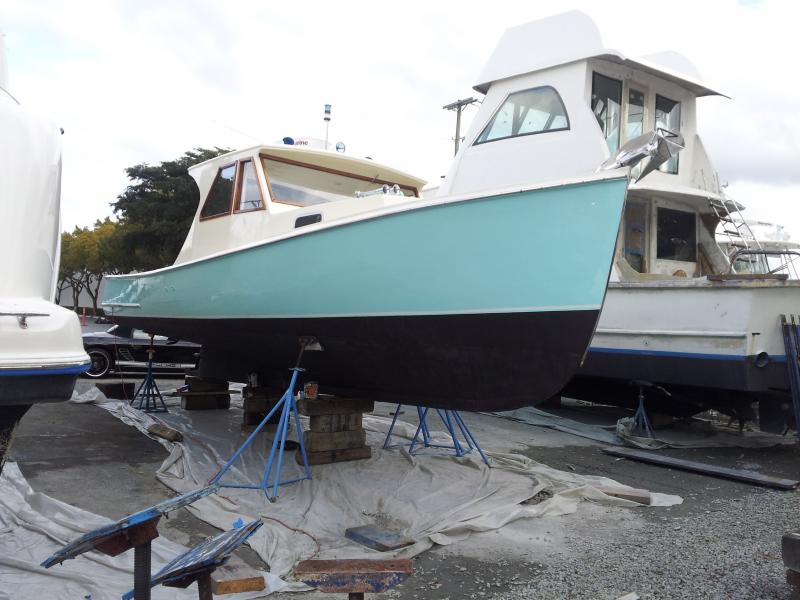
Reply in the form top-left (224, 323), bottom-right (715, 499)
top-left (82, 325), bottom-right (200, 378)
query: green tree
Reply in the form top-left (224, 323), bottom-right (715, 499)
top-left (111, 147), bottom-right (231, 270)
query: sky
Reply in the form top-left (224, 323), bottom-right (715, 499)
top-left (2, 0), bottom-right (799, 237)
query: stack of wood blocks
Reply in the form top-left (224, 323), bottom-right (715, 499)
top-left (783, 532), bottom-right (800, 588)
top-left (180, 376), bottom-right (231, 410)
top-left (241, 385), bottom-right (282, 431)
top-left (296, 392), bottom-right (373, 465)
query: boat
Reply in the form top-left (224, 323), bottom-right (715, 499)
top-left (0, 37), bottom-right (90, 470)
top-left (101, 13), bottom-right (681, 412)
top-left (529, 14), bottom-right (800, 430)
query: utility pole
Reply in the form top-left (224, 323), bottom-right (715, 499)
top-left (443, 97), bottom-right (477, 156)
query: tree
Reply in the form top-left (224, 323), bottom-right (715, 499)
top-left (111, 147), bottom-right (231, 271)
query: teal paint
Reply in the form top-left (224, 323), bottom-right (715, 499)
top-left (103, 177), bottom-right (627, 319)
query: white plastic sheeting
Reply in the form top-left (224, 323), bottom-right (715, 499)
top-left (96, 399), bottom-right (681, 586)
top-left (0, 461), bottom-right (274, 600)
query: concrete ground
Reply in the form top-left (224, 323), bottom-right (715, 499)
top-left (9, 378), bottom-right (800, 600)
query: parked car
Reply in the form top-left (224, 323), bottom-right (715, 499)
top-left (82, 325), bottom-right (200, 378)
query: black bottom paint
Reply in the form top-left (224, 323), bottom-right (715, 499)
top-left (113, 310), bottom-right (600, 412)
top-left (0, 374), bottom-right (79, 407)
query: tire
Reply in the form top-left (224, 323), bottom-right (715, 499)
top-left (86, 348), bottom-right (114, 378)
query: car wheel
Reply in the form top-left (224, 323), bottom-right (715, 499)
top-left (86, 348), bottom-right (114, 378)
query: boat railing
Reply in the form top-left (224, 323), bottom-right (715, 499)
top-left (726, 249), bottom-right (800, 279)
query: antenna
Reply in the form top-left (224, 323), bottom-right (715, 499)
top-left (323, 103), bottom-right (331, 151)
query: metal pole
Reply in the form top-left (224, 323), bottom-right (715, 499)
top-left (133, 542), bottom-right (151, 600)
top-left (454, 107), bottom-right (462, 155)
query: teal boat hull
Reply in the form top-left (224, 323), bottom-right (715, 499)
top-left (103, 176), bottom-right (627, 411)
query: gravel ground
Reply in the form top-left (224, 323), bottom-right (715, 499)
top-left (11, 388), bottom-right (800, 600)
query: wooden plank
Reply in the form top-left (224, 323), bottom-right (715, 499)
top-left (297, 446), bottom-right (371, 465)
top-left (345, 525), bottom-right (414, 551)
top-left (298, 396), bottom-right (374, 416)
top-left (595, 486), bottom-right (652, 505)
top-left (210, 557), bottom-right (265, 595)
top-left (147, 423), bottom-right (183, 443)
top-left (707, 273), bottom-right (788, 281)
top-left (783, 533), bottom-right (800, 571)
top-left (304, 430), bottom-right (366, 452)
top-left (602, 447), bottom-right (799, 490)
top-left (787, 568), bottom-right (800, 588)
top-left (294, 558), bottom-right (412, 594)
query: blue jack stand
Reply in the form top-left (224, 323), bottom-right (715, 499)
top-left (631, 382), bottom-right (655, 438)
top-left (131, 335), bottom-right (168, 413)
top-left (383, 404), bottom-right (490, 467)
top-left (210, 338), bottom-right (317, 501)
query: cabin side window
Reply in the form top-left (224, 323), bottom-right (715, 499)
top-left (624, 201), bottom-right (648, 272)
top-left (261, 156), bottom-right (417, 207)
top-left (474, 86), bottom-right (569, 145)
top-left (200, 164), bottom-right (236, 219)
top-left (626, 89), bottom-right (645, 139)
top-left (655, 95), bottom-right (681, 174)
top-left (656, 207), bottom-right (696, 262)
top-left (235, 160), bottom-right (264, 212)
top-left (591, 73), bottom-right (622, 152)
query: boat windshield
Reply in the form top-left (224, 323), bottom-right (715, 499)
top-left (262, 156), bottom-right (416, 207)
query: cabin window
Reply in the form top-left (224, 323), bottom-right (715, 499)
top-left (235, 160), bottom-right (263, 212)
top-left (591, 73), bottom-right (622, 152)
top-left (626, 89), bottom-right (645, 140)
top-left (474, 86), bottom-right (569, 145)
top-left (262, 156), bottom-right (416, 207)
top-left (624, 201), bottom-right (648, 272)
top-left (200, 164), bottom-right (236, 219)
top-left (657, 207), bottom-right (696, 262)
top-left (655, 95), bottom-right (681, 173)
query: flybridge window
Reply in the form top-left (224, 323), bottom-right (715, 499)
top-left (591, 73), bottom-right (622, 152)
top-left (200, 164), bottom-right (236, 219)
top-left (262, 156), bottom-right (417, 207)
top-left (474, 86), bottom-right (569, 144)
top-left (657, 207), bottom-right (696, 262)
top-left (656, 95), bottom-right (681, 174)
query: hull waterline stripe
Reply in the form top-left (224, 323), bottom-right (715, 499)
top-left (109, 304), bottom-right (602, 320)
top-left (589, 347), bottom-right (787, 362)
top-left (0, 363), bottom-right (91, 377)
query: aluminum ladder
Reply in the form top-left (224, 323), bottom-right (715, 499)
top-left (710, 197), bottom-right (762, 270)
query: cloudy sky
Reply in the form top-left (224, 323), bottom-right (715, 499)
top-left (3, 0), bottom-right (798, 237)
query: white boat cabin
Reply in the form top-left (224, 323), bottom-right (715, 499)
top-left (176, 146), bottom-right (426, 264)
top-left (439, 10), bottom-right (779, 283)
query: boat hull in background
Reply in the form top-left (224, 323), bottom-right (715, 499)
top-left (103, 175), bottom-right (628, 411)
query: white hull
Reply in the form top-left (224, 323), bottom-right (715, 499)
top-left (0, 88), bottom-right (89, 406)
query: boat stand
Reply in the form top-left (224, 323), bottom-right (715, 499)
top-left (382, 404), bottom-right (490, 467)
top-left (131, 335), bottom-right (168, 413)
top-left (210, 339), bottom-right (317, 501)
top-left (780, 315), bottom-right (800, 440)
top-left (630, 381), bottom-right (655, 438)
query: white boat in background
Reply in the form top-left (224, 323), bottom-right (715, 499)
top-left (544, 13), bottom-right (800, 431)
top-left (0, 37), bottom-right (89, 470)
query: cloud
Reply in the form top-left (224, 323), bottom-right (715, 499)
top-left (2, 0), bottom-right (798, 235)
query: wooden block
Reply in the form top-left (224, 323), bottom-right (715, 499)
top-left (595, 486), bottom-right (652, 506)
top-left (185, 376), bottom-right (228, 392)
top-left (298, 445), bottom-right (372, 465)
top-left (309, 413), bottom-right (363, 433)
top-left (181, 394), bottom-right (229, 410)
top-left (298, 396), bottom-right (374, 416)
top-left (787, 568), bottom-right (800, 588)
top-left (783, 533), bottom-right (800, 571)
top-left (147, 423), bottom-right (184, 443)
top-left (210, 557), bottom-right (265, 595)
top-left (243, 396), bottom-right (278, 413)
top-left (345, 525), bottom-right (414, 551)
top-left (304, 430), bottom-right (366, 452)
top-left (95, 517), bottom-right (161, 557)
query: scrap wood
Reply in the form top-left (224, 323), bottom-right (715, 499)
top-left (147, 423), bottom-right (183, 443)
top-left (602, 446), bottom-right (799, 490)
top-left (210, 556), bottom-right (265, 595)
top-left (345, 524), bottom-right (415, 551)
top-left (615, 594), bottom-right (640, 600)
top-left (595, 486), bottom-right (651, 505)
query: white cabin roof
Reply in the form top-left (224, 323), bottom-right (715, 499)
top-left (189, 143), bottom-right (426, 191)
top-left (474, 11), bottom-right (727, 98)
